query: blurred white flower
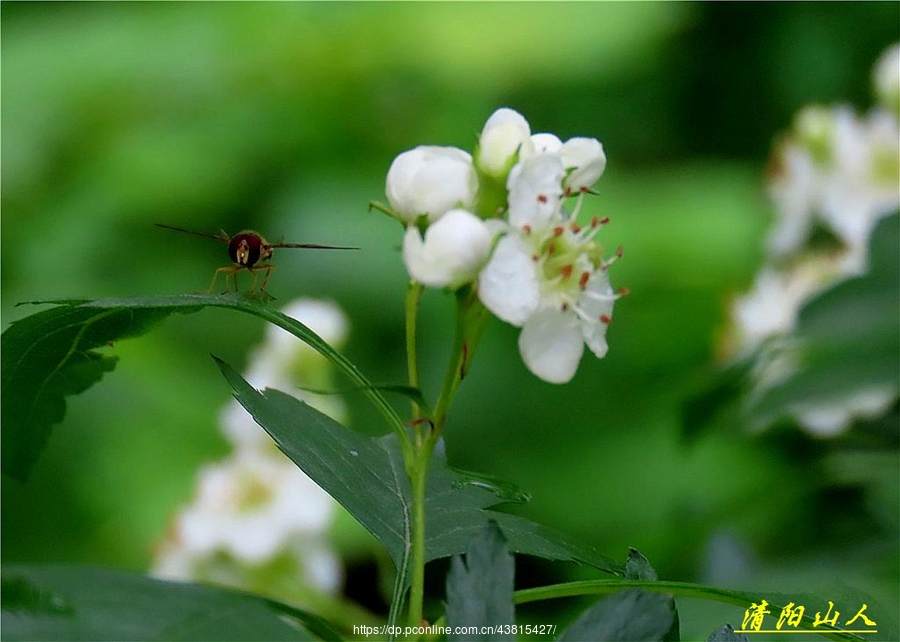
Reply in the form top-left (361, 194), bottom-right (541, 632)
top-left (729, 257), bottom-right (842, 351)
top-left (402, 209), bottom-right (496, 289)
top-left (154, 298), bottom-right (349, 602)
top-left (221, 298), bottom-right (350, 449)
top-left (789, 384), bottom-right (897, 438)
top-left (386, 145), bottom-right (477, 223)
top-left (154, 450), bottom-right (342, 594)
top-left (476, 107), bottom-right (535, 178)
top-left (726, 44), bottom-right (900, 437)
top-left (767, 105), bottom-right (900, 270)
top-left (873, 43), bottom-right (900, 113)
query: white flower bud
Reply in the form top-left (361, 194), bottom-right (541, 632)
top-left (385, 146), bottom-right (477, 223)
top-left (402, 209), bottom-right (494, 289)
top-left (561, 137), bottom-right (607, 191)
top-left (477, 108), bottom-right (535, 177)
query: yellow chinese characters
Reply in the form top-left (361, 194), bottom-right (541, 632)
top-left (738, 600), bottom-right (877, 634)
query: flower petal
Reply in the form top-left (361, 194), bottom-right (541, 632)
top-left (478, 234), bottom-right (540, 325)
top-left (506, 153), bottom-right (566, 230)
top-left (561, 137), bottom-right (607, 191)
top-left (518, 308), bottom-right (584, 384)
top-left (578, 270), bottom-right (615, 358)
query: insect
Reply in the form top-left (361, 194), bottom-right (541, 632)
top-left (156, 223), bottom-right (357, 298)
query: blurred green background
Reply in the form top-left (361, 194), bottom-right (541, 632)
top-left (2, 2), bottom-right (897, 637)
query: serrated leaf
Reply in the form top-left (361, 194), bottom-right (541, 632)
top-left (625, 548), bottom-right (658, 580)
top-left (1, 565), bottom-right (341, 641)
top-left (215, 358), bottom-right (623, 579)
top-left (1, 303), bottom-right (182, 480)
top-left (1, 294), bottom-right (406, 481)
top-left (445, 521), bottom-right (515, 640)
top-left (706, 624), bottom-right (750, 641)
top-left (558, 589), bottom-right (677, 642)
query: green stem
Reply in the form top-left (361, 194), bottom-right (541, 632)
top-left (405, 281), bottom-right (425, 420)
top-left (432, 287), bottom-right (489, 433)
top-left (406, 435), bottom-right (435, 632)
top-left (404, 286), bottom-right (491, 636)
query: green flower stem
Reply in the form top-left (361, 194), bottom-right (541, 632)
top-left (406, 432), bottom-right (436, 633)
top-left (405, 281), bottom-right (425, 420)
top-left (432, 286), bottom-right (490, 433)
top-left (404, 285), bottom-right (491, 636)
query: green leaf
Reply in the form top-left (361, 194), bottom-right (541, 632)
top-left (625, 547), bottom-right (658, 580)
top-left (445, 521), bottom-right (515, 640)
top-left (706, 624), bottom-right (750, 641)
top-left (1, 565), bottom-right (342, 641)
top-left (1, 303), bottom-right (184, 480)
top-left (215, 358), bottom-right (623, 578)
top-left (558, 589), bottom-right (677, 642)
top-left (1, 294), bottom-right (407, 481)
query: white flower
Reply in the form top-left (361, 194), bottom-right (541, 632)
top-left (478, 157), bottom-right (620, 383)
top-left (789, 384), bottom-right (897, 438)
top-left (767, 105), bottom-right (900, 270)
top-left (477, 108), bottom-right (535, 178)
top-left (222, 299), bottom-right (349, 449)
top-left (153, 450), bottom-right (341, 593)
top-left (873, 43), bottom-right (900, 113)
top-left (402, 209), bottom-right (496, 289)
top-left (729, 258), bottom-right (842, 352)
top-left (385, 145), bottom-right (477, 223)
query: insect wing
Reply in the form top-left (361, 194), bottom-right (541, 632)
top-left (155, 223), bottom-right (230, 243)
top-left (267, 242), bottom-right (358, 250)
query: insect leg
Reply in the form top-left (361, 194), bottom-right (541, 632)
top-left (257, 264), bottom-right (276, 300)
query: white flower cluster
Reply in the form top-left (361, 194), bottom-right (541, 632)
top-left (728, 44), bottom-right (900, 437)
top-left (385, 108), bottom-right (622, 384)
top-left (152, 299), bottom-right (348, 602)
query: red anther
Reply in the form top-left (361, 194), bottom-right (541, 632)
top-left (590, 215), bottom-right (602, 228)
top-left (531, 254), bottom-right (540, 262)
top-left (580, 186), bottom-right (590, 194)
top-left (561, 302), bottom-right (569, 312)
top-left (522, 224), bottom-right (532, 235)
top-left (618, 287), bottom-right (630, 296)
top-left (579, 271), bottom-right (590, 290)
top-left (564, 186), bottom-right (573, 197)
top-left (600, 216), bottom-right (610, 225)
top-left (616, 245), bottom-right (624, 258)
top-left (553, 225), bottom-right (564, 237)
top-left (547, 241), bottom-right (556, 255)
top-left (537, 194), bottom-right (548, 203)
top-left (570, 222), bottom-right (581, 233)
top-left (560, 264), bottom-right (574, 279)
top-left (599, 314), bottom-right (612, 324)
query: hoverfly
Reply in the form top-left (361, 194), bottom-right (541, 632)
top-left (156, 223), bottom-right (357, 298)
